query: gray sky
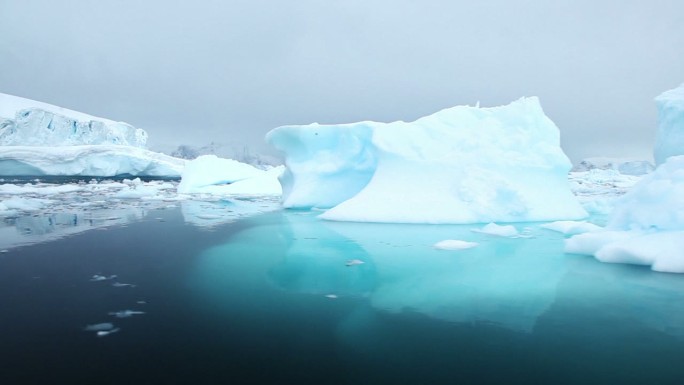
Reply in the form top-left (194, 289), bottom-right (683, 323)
top-left (1, 0), bottom-right (682, 162)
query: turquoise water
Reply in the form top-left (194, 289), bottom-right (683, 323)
top-left (1, 207), bottom-right (684, 384)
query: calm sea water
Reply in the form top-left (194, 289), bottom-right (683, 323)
top-left (1, 207), bottom-right (683, 385)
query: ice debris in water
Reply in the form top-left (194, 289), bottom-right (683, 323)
top-left (433, 240), bottom-right (479, 250)
top-left (472, 223), bottom-right (519, 237)
top-left (90, 274), bottom-right (117, 282)
top-left (97, 328), bottom-right (121, 337)
top-left (84, 322), bottom-right (115, 332)
top-left (325, 294), bottom-right (338, 299)
top-left (109, 310), bottom-right (145, 318)
top-left (112, 282), bottom-right (136, 288)
top-left (345, 259), bottom-right (365, 267)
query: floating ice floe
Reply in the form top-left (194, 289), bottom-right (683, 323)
top-left (112, 282), bottom-right (136, 288)
top-left (90, 274), bottom-right (117, 282)
top-left (433, 240), bottom-right (479, 250)
top-left (472, 223), bottom-right (519, 237)
top-left (84, 322), bottom-right (115, 332)
top-left (109, 310), bottom-right (145, 318)
top-left (540, 221), bottom-right (603, 236)
top-left (345, 259), bottom-right (365, 267)
top-left (97, 328), bottom-right (121, 337)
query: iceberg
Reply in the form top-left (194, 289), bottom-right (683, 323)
top-left (0, 145), bottom-right (184, 177)
top-left (0, 93), bottom-right (184, 177)
top-left (0, 93), bottom-right (147, 147)
top-left (177, 155), bottom-right (283, 195)
top-left (566, 155), bottom-right (684, 273)
top-left (654, 83), bottom-right (684, 165)
top-left (267, 97), bottom-right (586, 224)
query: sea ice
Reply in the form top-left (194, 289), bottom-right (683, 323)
top-left (84, 322), bottom-right (115, 331)
top-left (433, 240), bottom-right (479, 250)
top-left (654, 83), bottom-right (684, 165)
top-left (267, 97), bottom-right (586, 224)
top-left (540, 221), bottom-right (603, 235)
top-left (109, 310), bottom-right (145, 318)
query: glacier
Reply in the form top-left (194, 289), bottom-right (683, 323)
top-left (566, 155), bottom-right (684, 273)
top-left (267, 97), bottom-right (586, 224)
top-left (654, 83), bottom-right (684, 165)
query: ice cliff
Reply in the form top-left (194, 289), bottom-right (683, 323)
top-left (0, 93), bottom-right (147, 148)
top-left (267, 97), bottom-right (586, 224)
top-left (654, 83), bottom-right (684, 165)
top-left (0, 93), bottom-right (182, 177)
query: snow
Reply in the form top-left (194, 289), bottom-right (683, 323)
top-left (177, 155), bottom-right (283, 196)
top-left (0, 93), bottom-right (147, 148)
top-left (654, 83), bottom-right (684, 165)
top-left (433, 240), bottom-right (479, 250)
top-left (0, 145), bottom-right (185, 177)
top-left (267, 97), bottom-right (586, 224)
top-left (566, 155), bottom-right (684, 273)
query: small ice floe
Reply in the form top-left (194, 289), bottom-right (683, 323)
top-left (90, 274), bottom-right (117, 282)
top-left (97, 328), bottom-right (120, 337)
top-left (0, 249), bottom-right (9, 253)
top-left (325, 294), bottom-right (338, 299)
top-left (433, 240), bottom-right (479, 250)
top-left (109, 310), bottom-right (145, 318)
top-left (540, 220), bottom-right (603, 236)
top-left (472, 222), bottom-right (519, 237)
top-left (346, 259), bottom-right (365, 267)
top-left (112, 282), bottom-right (136, 288)
top-left (136, 300), bottom-right (147, 305)
top-left (195, 214), bottom-right (222, 220)
top-left (84, 322), bottom-right (115, 332)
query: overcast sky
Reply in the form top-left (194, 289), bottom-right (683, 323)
top-left (1, 0), bottom-right (682, 162)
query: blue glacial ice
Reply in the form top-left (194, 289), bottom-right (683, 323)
top-left (267, 97), bottom-right (586, 224)
top-left (654, 83), bottom-right (684, 165)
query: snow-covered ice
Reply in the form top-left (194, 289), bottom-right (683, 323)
top-left (177, 155), bottom-right (282, 195)
top-left (572, 157), bottom-right (654, 176)
top-left (654, 83), bottom-right (684, 165)
top-left (540, 221), bottom-right (603, 235)
top-left (267, 97), bottom-right (586, 224)
top-left (0, 93), bottom-right (147, 148)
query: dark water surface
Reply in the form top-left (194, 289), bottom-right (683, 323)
top-left (1, 208), bottom-right (684, 385)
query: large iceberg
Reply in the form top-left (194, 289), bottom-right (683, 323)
top-left (654, 83), bottom-right (684, 165)
top-left (267, 97), bottom-right (586, 224)
top-left (0, 93), bottom-right (147, 147)
top-left (566, 155), bottom-right (684, 273)
top-left (0, 93), bottom-right (184, 177)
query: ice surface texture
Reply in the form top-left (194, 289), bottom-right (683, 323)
top-left (267, 97), bottom-right (586, 224)
top-left (0, 93), bottom-right (147, 148)
top-left (654, 83), bottom-right (684, 165)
